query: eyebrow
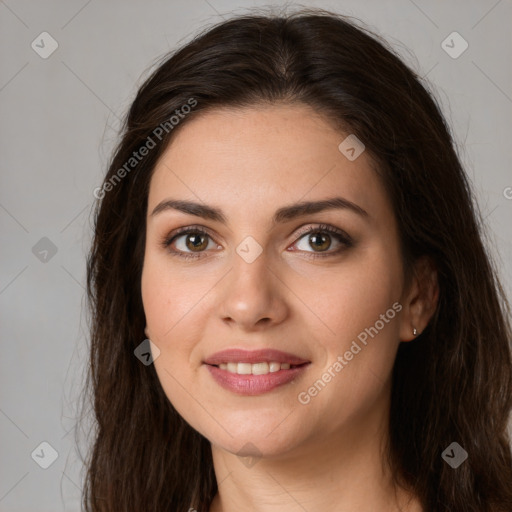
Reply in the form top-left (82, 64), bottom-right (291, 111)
top-left (151, 197), bottom-right (369, 224)
top-left (150, 196), bottom-right (369, 224)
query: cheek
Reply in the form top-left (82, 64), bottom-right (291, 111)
top-left (141, 254), bottom-right (211, 406)
top-left (141, 252), bottom-right (210, 342)
top-left (301, 244), bottom-right (402, 415)
top-left (141, 260), bottom-right (206, 428)
top-left (313, 244), bottom-right (402, 347)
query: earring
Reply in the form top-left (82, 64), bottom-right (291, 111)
top-left (413, 327), bottom-right (418, 336)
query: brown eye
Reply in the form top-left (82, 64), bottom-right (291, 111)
top-left (292, 223), bottom-right (354, 258)
top-left (307, 232), bottom-right (332, 252)
top-left (162, 226), bottom-right (217, 259)
top-left (183, 232), bottom-right (209, 252)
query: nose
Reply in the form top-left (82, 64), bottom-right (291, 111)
top-left (218, 249), bottom-right (289, 331)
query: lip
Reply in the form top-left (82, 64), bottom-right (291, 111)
top-left (204, 348), bottom-right (309, 366)
top-left (205, 364), bottom-right (310, 395)
top-left (203, 348), bottom-right (311, 396)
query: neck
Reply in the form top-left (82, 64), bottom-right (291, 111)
top-left (208, 387), bottom-right (422, 512)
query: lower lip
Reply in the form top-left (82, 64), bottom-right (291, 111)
top-left (205, 364), bottom-right (309, 395)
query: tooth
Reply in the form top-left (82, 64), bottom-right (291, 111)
top-left (237, 362), bottom-right (252, 375)
top-left (220, 361), bottom-right (293, 374)
top-left (252, 362), bottom-right (269, 375)
top-left (269, 362), bottom-right (281, 373)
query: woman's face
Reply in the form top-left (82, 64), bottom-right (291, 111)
top-left (141, 104), bottom-right (413, 458)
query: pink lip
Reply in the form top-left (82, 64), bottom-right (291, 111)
top-left (204, 348), bottom-right (309, 366)
top-left (203, 348), bottom-right (311, 396)
top-left (205, 364), bottom-right (310, 395)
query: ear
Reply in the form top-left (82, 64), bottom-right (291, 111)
top-left (398, 256), bottom-right (439, 342)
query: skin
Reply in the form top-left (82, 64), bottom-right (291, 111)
top-left (141, 104), bottom-right (438, 512)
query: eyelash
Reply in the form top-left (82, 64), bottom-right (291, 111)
top-left (160, 223), bottom-right (354, 261)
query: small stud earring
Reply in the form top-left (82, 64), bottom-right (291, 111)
top-left (413, 327), bottom-right (418, 336)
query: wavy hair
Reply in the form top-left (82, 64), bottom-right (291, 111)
top-left (80, 8), bottom-right (512, 511)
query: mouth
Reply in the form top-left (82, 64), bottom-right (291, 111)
top-left (203, 348), bottom-right (311, 395)
top-left (207, 361), bottom-right (308, 375)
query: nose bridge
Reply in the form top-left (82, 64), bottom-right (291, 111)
top-left (219, 240), bottom-right (286, 328)
top-left (230, 241), bottom-right (272, 302)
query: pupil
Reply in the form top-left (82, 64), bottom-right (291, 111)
top-left (187, 233), bottom-right (207, 251)
top-left (311, 233), bottom-right (330, 251)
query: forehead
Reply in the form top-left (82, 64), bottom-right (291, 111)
top-left (148, 104), bottom-right (390, 224)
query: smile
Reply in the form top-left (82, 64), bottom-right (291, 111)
top-left (216, 361), bottom-right (297, 374)
top-left (203, 348), bottom-right (310, 395)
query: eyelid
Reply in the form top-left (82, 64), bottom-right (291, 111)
top-left (293, 223), bottom-right (352, 243)
top-left (160, 224), bottom-right (219, 252)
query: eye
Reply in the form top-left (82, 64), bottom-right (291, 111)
top-left (161, 225), bottom-right (220, 260)
top-left (290, 223), bottom-right (353, 258)
top-left (161, 223), bottom-right (353, 260)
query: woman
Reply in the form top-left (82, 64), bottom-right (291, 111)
top-left (81, 8), bottom-right (512, 511)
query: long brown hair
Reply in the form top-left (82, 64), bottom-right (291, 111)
top-left (80, 8), bottom-right (512, 511)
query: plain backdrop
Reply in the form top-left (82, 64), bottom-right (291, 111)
top-left (1, 0), bottom-right (511, 510)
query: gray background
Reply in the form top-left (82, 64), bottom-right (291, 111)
top-left (1, 0), bottom-right (511, 510)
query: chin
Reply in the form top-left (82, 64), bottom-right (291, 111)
top-left (197, 414), bottom-right (310, 459)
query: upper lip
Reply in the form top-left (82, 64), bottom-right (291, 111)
top-left (204, 348), bottom-right (310, 366)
